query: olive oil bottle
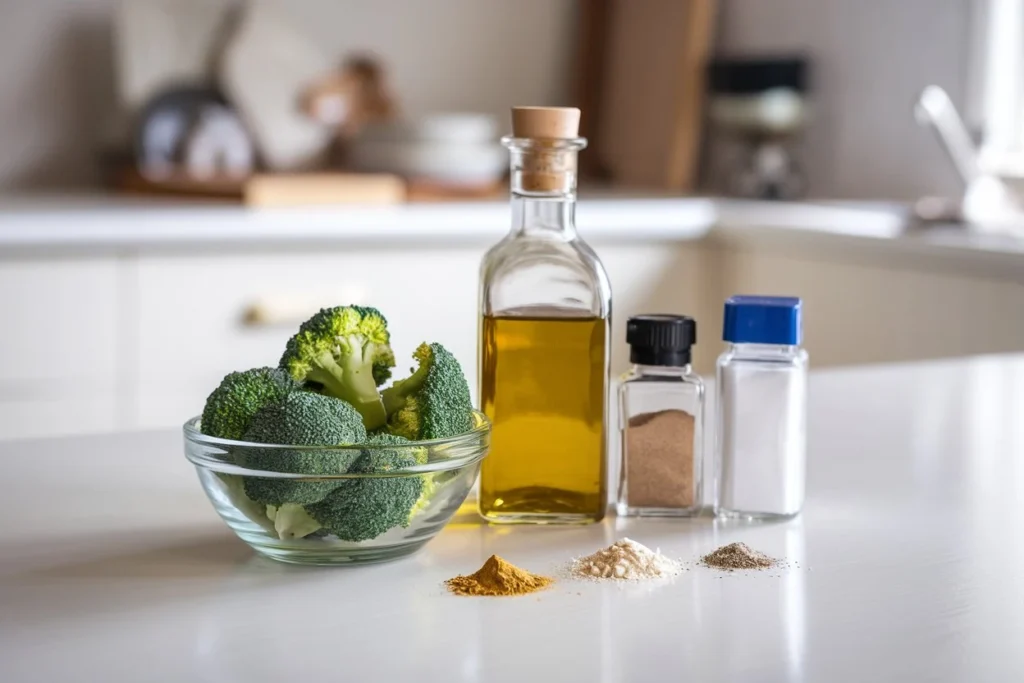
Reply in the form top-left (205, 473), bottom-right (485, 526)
top-left (477, 107), bottom-right (611, 524)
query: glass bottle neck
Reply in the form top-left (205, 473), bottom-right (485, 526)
top-left (511, 194), bottom-right (577, 238)
top-left (630, 363), bottom-right (695, 377)
top-left (504, 136), bottom-right (583, 239)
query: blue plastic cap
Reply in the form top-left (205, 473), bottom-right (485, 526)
top-left (722, 295), bottom-right (802, 345)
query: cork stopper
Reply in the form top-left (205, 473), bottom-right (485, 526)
top-left (511, 107), bottom-right (581, 139)
top-left (509, 106), bottom-right (583, 192)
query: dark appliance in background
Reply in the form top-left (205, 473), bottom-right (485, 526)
top-left (706, 57), bottom-right (810, 201)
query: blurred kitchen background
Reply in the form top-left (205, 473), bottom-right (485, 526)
top-left (1, 0), bottom-right (1022, 441)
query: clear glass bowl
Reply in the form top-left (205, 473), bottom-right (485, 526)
top-left (183, 411), bottom-right (490, 566)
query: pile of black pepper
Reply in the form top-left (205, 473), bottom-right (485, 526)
top-left (700, 542), bottom-right (778, 571)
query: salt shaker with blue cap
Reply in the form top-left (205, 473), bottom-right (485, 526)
top-left (714, 295), bottom-right (808, 519)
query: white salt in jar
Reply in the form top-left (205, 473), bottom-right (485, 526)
top-left (714, 296), bottom-right (807, 519)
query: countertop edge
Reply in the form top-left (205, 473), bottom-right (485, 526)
top-left (1, 195), bottom-right (1022, 276)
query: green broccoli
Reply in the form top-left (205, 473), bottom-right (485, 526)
top-left (200, 368), bottom-right (301, 532)
top-left (239, 392), bottom-right (366, 507)
top-left (407, 470), bottom-right (438, 522)
top-left (368, 433), bottom-right (438, 521)
top-left (355, 433), bottom-right (438, 522)
top-left (381, 342), bottom-right (473, 440)
top-left (305, 432), bottom-right (423, 542)
top-left (279, 306), bottom-right (396, 430)
top-left (361, 431), bottom-right (419, 450)
top-left (200, 367), bottom-right (299, 440)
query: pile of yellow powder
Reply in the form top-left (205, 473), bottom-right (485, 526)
top-left (445, 555), bottom-right (553, 597)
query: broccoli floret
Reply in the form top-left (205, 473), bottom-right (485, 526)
top-left (200, 368), bottom-right (301, 531)
top-left (239, 392), bottom-right (366, 506)
top-left (279, 306), bottom-right (395, 430)
top-left (381, 342), bottom-right (473, 440)
top-left (305, 433), bottom-right (423, 542)
top-left (368, 433), bottom-right (437, 521)
top-left (201, 367), bottom-right (299, 440)
top-left (407, 471), bottom-right (438, 521)
top-left (360, 431), bottom-right (414, 449)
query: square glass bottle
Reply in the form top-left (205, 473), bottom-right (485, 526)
top-left (714, 296), bottom-right (807, 519)
top-left (617, 315), bottom-right (704, 517)
top-left (477, 106), bottom-right (612, 524)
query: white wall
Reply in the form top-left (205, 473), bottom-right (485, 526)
top-left (0, 0), bottom-right (975, 200)
top-left (0, 0), bottom-right (117, 188)
top-left (274, 0), bottom-right (575, 122)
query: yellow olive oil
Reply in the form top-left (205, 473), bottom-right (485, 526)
top-left (478, 311), bottom-right (608, 523)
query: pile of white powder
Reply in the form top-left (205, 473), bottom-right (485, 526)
top-left (570, 538), bottom-right (682, 581)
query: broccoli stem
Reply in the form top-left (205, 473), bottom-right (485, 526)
top-left (268, 503), bottom-right (323, 540)
top-left (381, 359), bottom-right (429, 416)
top-left (307, 352), bottom-right (387, 429)
top-left (219, 474), bottom-right (276, 534)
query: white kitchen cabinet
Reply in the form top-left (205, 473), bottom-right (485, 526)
top-left (0, 258), bottom-right (119, 439)
top-left (0, 258), bottom-right (119, 381)
top-left (5, 238), bottom-right (1018, 438)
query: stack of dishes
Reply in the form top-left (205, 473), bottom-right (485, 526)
top-left (346, 113), bottom-right (505, 187)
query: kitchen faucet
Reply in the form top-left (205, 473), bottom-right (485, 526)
top-left (914, 85), bottom-right (1023, 233)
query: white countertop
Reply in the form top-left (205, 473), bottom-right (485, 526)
top-left (3, 193), bottom-right (1024, 270)
top-left (3, 354), bottom-right (1024, 682)
top-left (0, 193), bottom-right (715, 248)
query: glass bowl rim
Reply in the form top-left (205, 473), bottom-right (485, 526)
top-left (183, 409), bottom-right (490, 477)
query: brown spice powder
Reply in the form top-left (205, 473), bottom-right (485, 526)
top-left (625, 409), bottom-right (695, 507)
top-left (445, 555), bottom-right (553, 597)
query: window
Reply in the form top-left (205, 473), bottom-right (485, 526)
top-left (969, 0), bottom-right (1024, 175)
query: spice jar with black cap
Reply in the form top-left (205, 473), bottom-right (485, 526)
top-left (616, 315), bottom-right (705, 517)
